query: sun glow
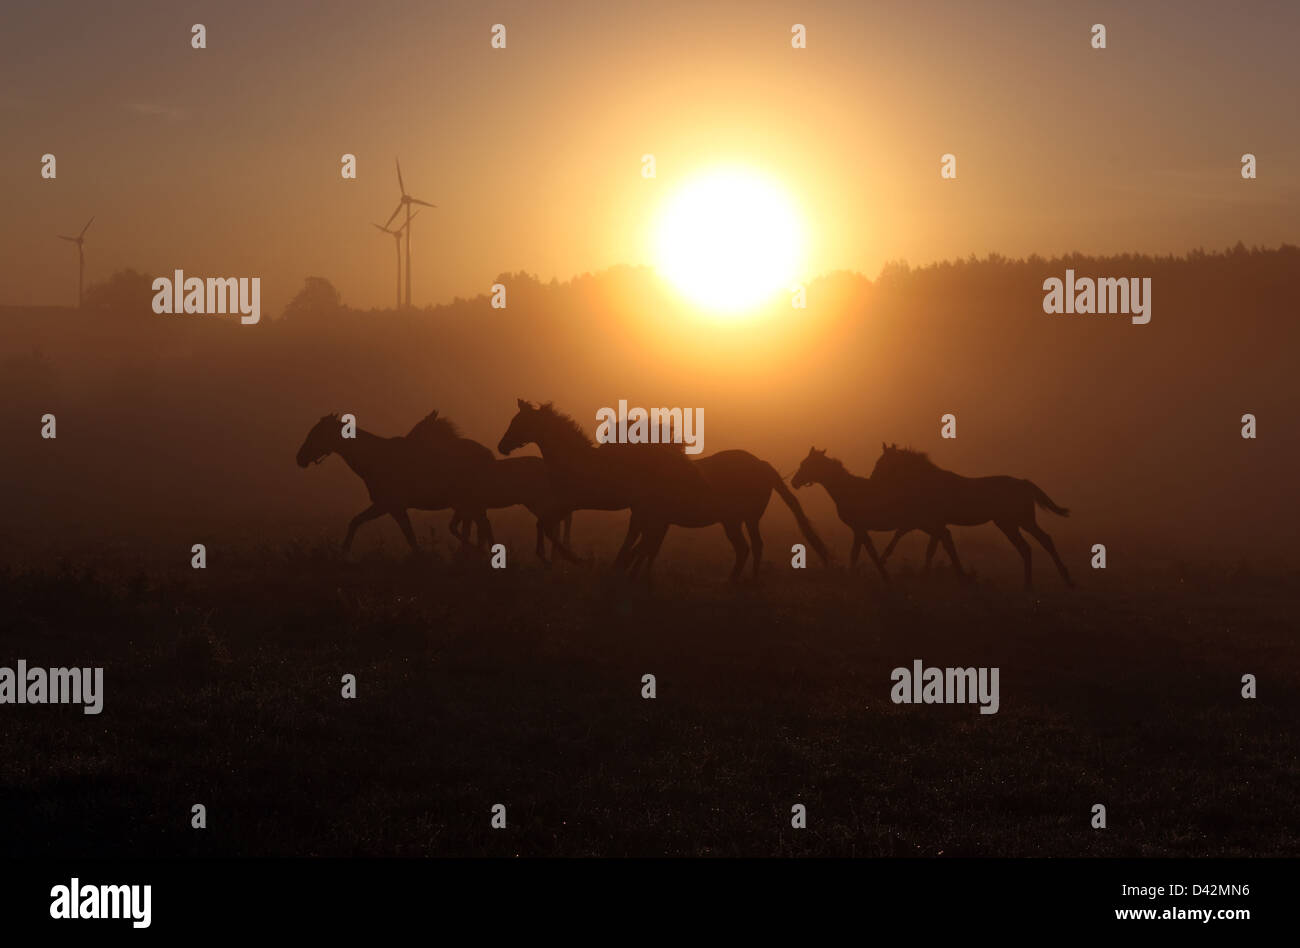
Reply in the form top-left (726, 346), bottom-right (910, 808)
top-left (653, 167), bottom-right (805, 315)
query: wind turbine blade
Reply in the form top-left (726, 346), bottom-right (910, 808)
top-left (409, 198), bottom-right (436, 208)
top-left (395, 158), bottom-right (405, 195)
top-left (58, 235), bottom-right (77, 241)
top-left (80, 216), bottom-right (95, 237)
top-left (383, 202), bottom-right (403, 228)
top-left (372, 223), bottom-right (390, 233)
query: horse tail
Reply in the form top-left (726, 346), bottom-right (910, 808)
top-left (770, 465), bottom-right (830, 564)
top-left (1029, 481), bottom-right (1070, 517)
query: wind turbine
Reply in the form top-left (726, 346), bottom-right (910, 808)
top-left (57, 216), bottom-right (94, 308)
top-left (383, 159), bottom-right (435, 308)
top-left (373, 210), bottom-right (420, 311)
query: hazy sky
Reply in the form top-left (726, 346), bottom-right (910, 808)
top-left (2, 0), bottom-right (1296, 311)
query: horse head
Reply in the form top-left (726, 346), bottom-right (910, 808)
top-left (791, 447), bottom-right (828, 488)
top-left (498, 398), bottom-right (538, 455)
top-left (870, 442), bottom-right (899, 481)
top-left (296, 413), bottom-right (342, 467)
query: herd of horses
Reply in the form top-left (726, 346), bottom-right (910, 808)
top-left (294, 400), bottom-right (1075, 588)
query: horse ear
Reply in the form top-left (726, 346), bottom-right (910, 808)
top-left (517, 398), bottom-right (527, 409)
top-left (881, 441), bottom-right (887, 452)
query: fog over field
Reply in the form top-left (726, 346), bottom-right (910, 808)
top-left (3, 248), bottom-right (1295, 574)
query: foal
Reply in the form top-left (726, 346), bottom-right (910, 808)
top-left (792, 447), bottom-right (960, 582)
top-left (868, 443), bottom-right (1073, 588)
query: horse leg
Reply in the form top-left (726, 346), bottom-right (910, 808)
top-left (452, 510), bottom-right (482, 549)
top-left (633, 523), bottom-right (670, 586)
top-left (475, 511), bottom-right (494, 550)
top-left (861, 532), bottom-right (890, 583)
top-left (546, 518), bottom-right (580, 564)
top-left (1024, 520), bottom-right (1073, 587)
top-left (343, 504), bottom-right (384, 554)
top-left (850, 532), bottom-right (863, 569)
top-left (614, 513), bottom-right (643, 571)
top-left (996, 521), bottom-right (1033, 588)
top-left (923, 533), bottom-right (940, 572)
top-left (629, 521), bottom-right (664, 577)
top-left (723, 521), bottom-right (749, 583)
top-left (745, 516), bottom-right (763, 580)
top-left (881, 527), bottom-right (912, 564)
top-left (448, 512), bottom-right (473, 552)
top-left (938, 528), bottom-right (965, 575)
top-left (534, 518), bottom-right (549, 564)
top-left (392, 509), bottom-right (420, 554)
top-left (563, 512), bottom-right (573, 545)
top-left (622, 529), bottom-right (647, 573)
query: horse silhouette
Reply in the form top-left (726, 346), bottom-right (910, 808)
top-left (498, 399), bottom-right (702, 570)
top-left (791, 447), bottom-right (960, 582)
top-left (499, 400), bottom-right (829, 581)
top-left (296, 411), bottom-right (574, 562)
top-left (296, 411), bottom-right (491, 554)
top-left (868, 443), bottom-right (1073, 588)
top-left (406, 410), bottom-right (575, 562)
top-left (621, 448), bottom-right (831, 582)
top-left (462, 456), bottom-right (578, 563)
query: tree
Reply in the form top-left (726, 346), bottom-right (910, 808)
top-left (282, 276), bottom-right (343, 322)
top-left (82, 268), bottom-right (155, 315)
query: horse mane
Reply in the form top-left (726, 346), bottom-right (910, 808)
top-left (889, 446), bottom-right (938, 472)
top-left (535, 401), bottom-right (594, 447)
top-left (406, 409), bottom-right (461, 442)
top-left (821, 454), bottom-right (851, 475)
top-left (817, 452), bottom-right (872, 486)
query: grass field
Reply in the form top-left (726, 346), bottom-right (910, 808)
top-left (1, 531), bottom-right (1296, 858)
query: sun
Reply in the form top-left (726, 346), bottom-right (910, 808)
top-left (653, 167), bottom-right (805, 314)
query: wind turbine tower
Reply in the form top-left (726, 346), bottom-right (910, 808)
top-left (384, 159), bottom-right (435, 308)
top-left (373, 210), bottom-right (420, 311)
top-left (57, 216), bottom-right (94, 308)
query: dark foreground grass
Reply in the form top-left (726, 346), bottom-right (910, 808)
top-left (0, 543), bottom-right (1296, 857)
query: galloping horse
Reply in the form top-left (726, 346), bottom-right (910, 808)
top-left (405, 411), bottom-right (575, 562)
top-left (791, 447), bottom-right (961, 582)
top-left (497, 400), bottom-right (702, 570)
top-left (868, 443), bottom-right (1074, 588)
top-left (296, 412), bottom-right (493, 554)
top-left (458, 456), bottom-right (579, 563)
top-left (296, 410), bottom-right (576, 563)
top-left (621, 447), bottom-right (831, 582)
top-left (499, 400), bottom-right (830, 581)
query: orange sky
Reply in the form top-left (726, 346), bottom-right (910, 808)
top-left (3, 0), bottom-right (1296, 313)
